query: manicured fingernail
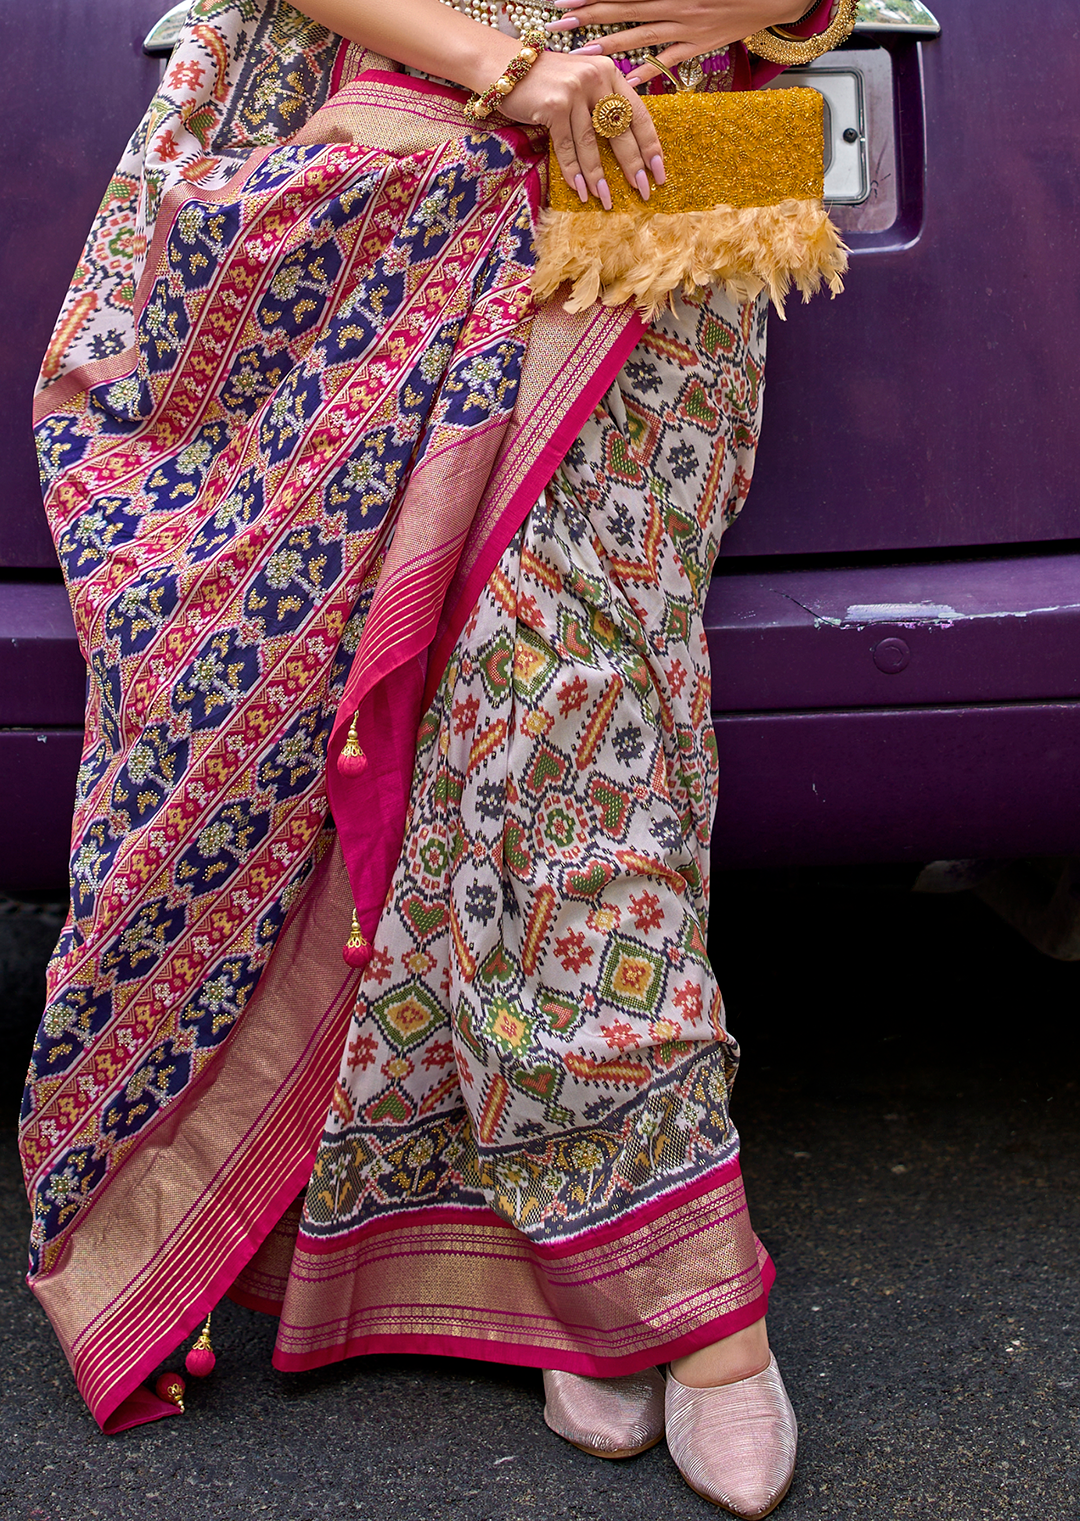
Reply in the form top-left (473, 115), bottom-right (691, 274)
top-left (571, 42), bottom-right (604, 53)
top-left (635, 169), bottom-right (650, 201)
top-left (545, 15), bottom-right (577, 26)
top-left (625, 74), bottom-right (642, 89)
top-left (574, 173), bottom-right (589, 204)
top-left (597, 177), bottom-right (612, 211)
top-left (650, 154), bottom-right (666, 185)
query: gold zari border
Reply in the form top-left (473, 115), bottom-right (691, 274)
top-left (275, 1170), bottom-right (767, 1367)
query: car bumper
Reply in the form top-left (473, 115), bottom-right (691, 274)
top-left (706, 550), bottom-right (1080, 867)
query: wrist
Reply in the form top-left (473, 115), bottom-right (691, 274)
top-left (455, 31), bottom-right (520, 97)
top-left (462, 28), bottom-right (547, 119)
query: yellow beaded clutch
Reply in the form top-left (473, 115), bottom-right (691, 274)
top-left (533, 86), bottom-right (847, 317)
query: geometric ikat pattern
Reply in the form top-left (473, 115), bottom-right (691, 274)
top-left (304, 288), bottom-right (769, 1245)
top-left (22, 25), bottom-right (541, 1276)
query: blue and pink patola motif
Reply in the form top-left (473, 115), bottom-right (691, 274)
top-left (23, 87), bottom-right (544, 1277)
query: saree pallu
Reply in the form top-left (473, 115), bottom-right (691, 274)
top-left (21, 0), bottom-right (772, 1432)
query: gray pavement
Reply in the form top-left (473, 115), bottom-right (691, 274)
top-left (0, 874), bottom-right (1077, 1520)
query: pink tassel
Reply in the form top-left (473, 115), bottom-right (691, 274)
top-left (155, 1372), bottom-right (186, 1411)
top-left (343, 910), bottom-right (373, 969)
top-left (184, 1314), bottom-right (216, 1377)
top-left (336, 712), bottom-right (368, 776)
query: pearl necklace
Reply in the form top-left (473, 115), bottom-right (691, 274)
top-left (437, 0), bottom-right (666, 69)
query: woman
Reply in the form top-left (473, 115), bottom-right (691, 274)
top-left (21, 0), bottom-right (846, 1513)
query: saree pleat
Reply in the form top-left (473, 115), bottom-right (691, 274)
top-left (273, 288), bottom-right (772, 1374)
top-left (21, 0), bottom-right (776, 1430)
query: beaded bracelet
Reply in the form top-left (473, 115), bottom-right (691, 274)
top-left (463, 27), bottom-right (547, 121)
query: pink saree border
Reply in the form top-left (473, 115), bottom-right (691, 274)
top-left (84, 981), bottom-right (358, 1431)
top-left (30, 840), bottom-right (363, 1433)
top-left (271, 1156), bottom-right (772, 1379)
top-left (270, 1269), bottom-right (773, 1379)
top-left (96, 1081), bottom-right (336, 1430)
top-left (75, 986), bottom-right (354, 1430)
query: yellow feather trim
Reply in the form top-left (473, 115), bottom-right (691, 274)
top-left (532, 200), bottom-right (848, 319)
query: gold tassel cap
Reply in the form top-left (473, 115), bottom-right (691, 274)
top-left (337, 712), bottom-right (368, 777)
top-left (184, 1313), bottom-right (216, 1377)
top-left (343, 909), bottom-right (373, 969)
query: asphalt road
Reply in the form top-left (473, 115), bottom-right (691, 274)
top-left (1, 872), bottom-right (1077, 1520)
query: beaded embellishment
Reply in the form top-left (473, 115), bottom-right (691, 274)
top-left (463, 27), bottom-right (547, 119)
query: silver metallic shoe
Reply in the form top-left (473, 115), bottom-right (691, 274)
top-left (665, 1354), bottom-right (798, 1518)
top-left (542, 1366), bottom-right (666, 1458)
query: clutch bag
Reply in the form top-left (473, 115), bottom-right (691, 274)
top-left (533, 85), bottom-right (847, 316)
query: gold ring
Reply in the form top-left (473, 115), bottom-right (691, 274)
top-left (590, 94), bottom-right (634, 139)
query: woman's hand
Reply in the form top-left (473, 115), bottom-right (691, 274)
top-left (499, 51), bottom-right (665, 210)
top-left (296, 0), bottom-right (663, 209)
top-left (546, 0), bottom-right (815, 86)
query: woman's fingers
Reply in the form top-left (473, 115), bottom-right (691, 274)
top-left (567, 23), bottom-right (683, 56)
top-left (567, 30), bottom-right (708, 89)
top-left (549, 0), bottom-right (657, 24)
top-left (548, 117), bottom-right (591, 202)
top-left (565, 28), bottom-right (699, 96)
top-left (605, 96), bottom-right (664, 196)
top-left (549, 103), bottom-right (658, 209)
top-left (549, 0), bottom-right (722, 22)
top-left (504, 54), bottom-right (665, 207)
top-left (549, 100), bottom-right (610, 208)
top-left (572, 91), bottom-right (664, 204)
top-left (546, 0), bottom-right (679, 30)
top-left (568, 101), bottom-right (614, 208)
top-left (621, 43), bottom-right (702, 86)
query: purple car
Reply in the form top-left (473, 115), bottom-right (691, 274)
top-left (1, 0), bottom-right (1077, 890)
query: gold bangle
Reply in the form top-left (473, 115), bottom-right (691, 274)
top-left (744, 0), bottom-right (858, 66)
top-left (464, 28), bottom-right (546, 121)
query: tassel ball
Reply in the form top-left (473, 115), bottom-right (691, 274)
top-left (185, 1314), bottom-right (216, 1377)
top-left (343, 910), bottom-right (373, 970)
top-left (336, 713), bottom-right (368, 777)
top-left (155, 1371), bottom-right (186, 1412)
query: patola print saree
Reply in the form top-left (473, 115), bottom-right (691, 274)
top-left (22, 0), bottom-right (788, 1432)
